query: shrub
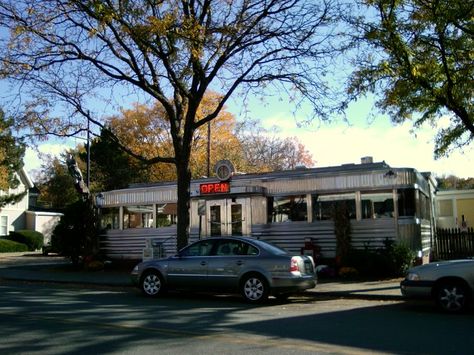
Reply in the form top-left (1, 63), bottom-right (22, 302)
top-left (7, 230), bottom-right (44, 251)
top-left (0, 238), bottom-right (28, 252)
top-left (342, 239), bottom-right (415, 279)
top-left (51, 199), bottom-right (99, 265)
top-left (389, 243), bottom-right (415, 276)
top-left (342, 249), bottom-right (392, 278)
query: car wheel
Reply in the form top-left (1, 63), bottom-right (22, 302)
top-left (436, 281), bottom-right (468, 313)
top-left (141, 270), bottom-right (165, 297)
top-left (241, 274), bottom-right (269, 303)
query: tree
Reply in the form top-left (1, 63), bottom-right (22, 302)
top-left (0, 108), bottom-right (25, 207)
top-left (236, 120), bottom-right (314, 172)
top-left (0, 1), bottom-right (341, 249)
top-left (50, 199), bottom-right (98, 265)
top-left (34, 96), bottom-right (316, 207)
top-left (105, 92), bottom-right (242, 181)
top-left (436, 175), bottom-right (474, 190)
top-left (88, 128), bottom-right (153, 191)
top-left (348, 0), bottom-right (474, 158)
top-left (34, 153), bottom-right (80, 209)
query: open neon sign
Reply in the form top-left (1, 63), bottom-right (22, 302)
top-left (200, 182), bottom-right (230, 195)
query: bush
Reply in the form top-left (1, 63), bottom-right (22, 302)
top-left (0, 238), bottom-right (28, 252)
top-left (342, 249), bottom-right (391, 278)
top-left (7, 230), bottom-right (44, 251)
top-left (342, 239), bottom-right (415, 279)
top-left (51, 199), bottom-right (99, 265)
top-left (390, 243), bottom-right (415, 276)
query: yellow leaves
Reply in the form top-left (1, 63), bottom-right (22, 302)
top-left (108, 102), bottom-right (172, 161)
top-left (145, 11), bottom-right (205, 59)
top-left (106, 91), bottom-right (242, 180)
top-left (411, 64), bottom-right (420, 78)
top-left (148, 14), bottom-right (176, 35)
top-left (0, 166), bottom-right (9, 191)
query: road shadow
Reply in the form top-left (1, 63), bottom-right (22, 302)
top-left (1, 282), bottom-right (472, 355)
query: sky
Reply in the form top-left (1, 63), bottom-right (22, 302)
top-left (226, 95), bottom-right (474, 179)
top-left (23, 94), bottom-right (474, 180)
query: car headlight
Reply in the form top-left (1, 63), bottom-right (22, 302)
top-left (132, 265), bottom-right (139, 273)
top-left (406, 273), bottom-right (420, 281)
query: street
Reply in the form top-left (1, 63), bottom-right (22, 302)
top-left (0, 280), bottom-right (472, 355)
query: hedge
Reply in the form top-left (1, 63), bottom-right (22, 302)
top-left (0, 238), bottom-right (29, 253)
top-left (7, 230), bottom-right (44, 251)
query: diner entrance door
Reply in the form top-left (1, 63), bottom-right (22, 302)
top-left (206, 198), bottom-right (250, 236)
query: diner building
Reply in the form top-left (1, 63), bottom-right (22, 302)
top-left (96, 157), bottom-right (437, 263)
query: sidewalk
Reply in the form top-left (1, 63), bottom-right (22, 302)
top-left (0, 252), bottom-right (403, 300)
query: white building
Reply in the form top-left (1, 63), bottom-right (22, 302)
top-left (0, 167), bottom-right (62, 243)
top-left (435, 189), bottom-right (474, 230)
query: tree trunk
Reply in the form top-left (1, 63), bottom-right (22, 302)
top-left (176, 157), bottom-right (192, 251)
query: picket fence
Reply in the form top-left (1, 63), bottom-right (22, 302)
top-left (434, 227), bottom-right (474, 260)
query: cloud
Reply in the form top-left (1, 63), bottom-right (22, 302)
top-left (256, 113), bottom-right (473, 178)
top-left (229, 91), bottom-right (473, 178)
top-left (24, 143), bottom-right (73, 174)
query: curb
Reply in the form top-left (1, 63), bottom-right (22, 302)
top-left (0, 272), bottom-right (403, 302)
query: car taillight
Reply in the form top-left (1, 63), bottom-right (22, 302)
top-left (290, 257), bottom-right (300, 272)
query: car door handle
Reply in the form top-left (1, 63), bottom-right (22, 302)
top-left (200, 261), bottom-right (207, 266)
top-left (236, 260), bottom-right (244, 266)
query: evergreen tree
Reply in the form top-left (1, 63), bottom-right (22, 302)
top-left (0, 109), bottom-right (26, 207)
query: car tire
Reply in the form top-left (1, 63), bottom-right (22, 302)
top-left (141, 270), bottom-right (165, 297)
top-left (436, 281), bottom-right (469, 313)
top-left (241, 274), bottom-right (269, 303)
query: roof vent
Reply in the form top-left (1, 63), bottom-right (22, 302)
top-left (361, 156), bottom-right (373, 164)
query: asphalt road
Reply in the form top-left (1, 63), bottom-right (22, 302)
top-left (0, 280), bottom-right (472, 355)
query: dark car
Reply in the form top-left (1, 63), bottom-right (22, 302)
top-left (400, 259), bottom-right (474, 313)
top-left (131, 236), bottom-right (317, 303)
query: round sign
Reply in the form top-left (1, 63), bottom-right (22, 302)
top-left (214, 160), bottom-right (234, 181)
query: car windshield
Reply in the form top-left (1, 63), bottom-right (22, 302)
top-left (251, 239), bottom-right (288, 256)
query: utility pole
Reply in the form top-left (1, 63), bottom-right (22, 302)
top-left (207, 121), bottom-right (211, 177)
top-left (86, 115), bottom-right (90, 188)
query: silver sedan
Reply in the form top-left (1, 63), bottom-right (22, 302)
top-left (131, 236), bottom-right (317, 303)
top-left (401, 259), bottom-right (474, 313)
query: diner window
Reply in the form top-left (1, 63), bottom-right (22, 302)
top-left (361, 192), bottom-right (394, 219)
top-left (420, 193), bottom-right (431, 220)
top-left (123, 205), bottom-right (154, 229)
top-left (398, 189), bottom-right (416, 217)
top-left (312, 194), bottom-right (356, 221)
top-left (156, 203), bottom-right (177, 227)
top-left (267, 195), bottom-right (307, 223)
top-left (0, 216), bottom-right (7, 236)
top-left (99, 208), bottom-right (120, 230)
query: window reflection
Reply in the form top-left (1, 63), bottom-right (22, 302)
top-left (123, 205), bottom-right (154, 229)
top-left (361, 192), bottom-right (394, 219)
top-left (156, 203), bottom-right (177, 227)
top-left (398, 189), bottom-right (416, 217)
top-left (312, 194), bottom-right (356, 221)
top-left (99, 207), bottom-right (120, 229)
top-left (267, 195), bottom-right (307, 223)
